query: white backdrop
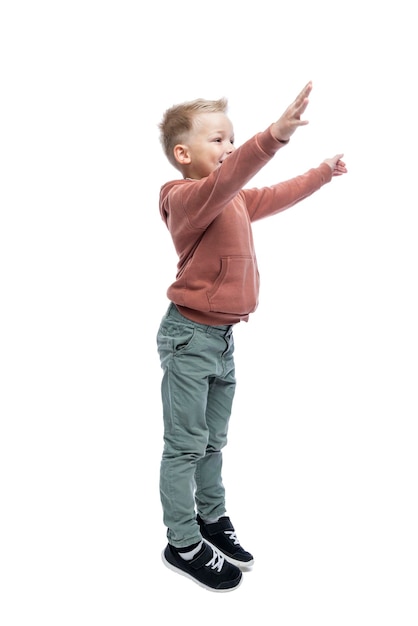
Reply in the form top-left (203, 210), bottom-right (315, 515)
top-left (1, 1), bottom-right (417, 624)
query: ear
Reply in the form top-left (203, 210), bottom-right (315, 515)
top-left (173, 144), bottom-right (191, 166)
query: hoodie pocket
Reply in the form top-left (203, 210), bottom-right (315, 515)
top-left (207, 256), bottom-right (259, 315)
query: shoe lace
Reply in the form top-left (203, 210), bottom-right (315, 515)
top-left (225, 530), bottom-right (240, 545)
top-left (205, 548), bottom-right (225, 573)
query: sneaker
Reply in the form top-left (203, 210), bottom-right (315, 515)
top-left (197, 515), bottom-right (254, 569)
top-left (162, 542), bottom-right (242, 592)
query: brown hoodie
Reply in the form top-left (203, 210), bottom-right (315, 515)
top-left (159, 125), bottom-right (332, 325)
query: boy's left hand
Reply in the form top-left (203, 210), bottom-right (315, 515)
top-left (323, 154), bottom-right (348, 176)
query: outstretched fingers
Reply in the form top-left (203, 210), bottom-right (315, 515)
top-left (293, 81), bottom-right (312, 117)
top-left (295, 81), bottom-right (313, 105)
top-left (287, 81), bottom-right (312, 124)
top-left (272, 81), bottom-right (313, 141)
top-left (324, 153), bottom-right (348, 176)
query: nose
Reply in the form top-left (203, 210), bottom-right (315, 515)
top-left (226, 142), bottom-right (235, 154)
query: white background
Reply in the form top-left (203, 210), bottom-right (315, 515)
top-left (1, 1), bottom-right (417, 624)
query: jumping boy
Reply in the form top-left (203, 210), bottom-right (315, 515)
top-left (156, 82), bottom-right (347, 591)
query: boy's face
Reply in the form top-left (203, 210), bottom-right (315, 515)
top-left (177, 112), bottom-right (235, 179)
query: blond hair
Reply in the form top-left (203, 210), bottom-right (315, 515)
top-left (159, 97), bottom-right (228, 168)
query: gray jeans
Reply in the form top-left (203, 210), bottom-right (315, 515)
top-left (157, 303), bottom-right (236, 548)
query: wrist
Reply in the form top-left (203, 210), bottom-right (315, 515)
top-left (269, 123), bottom-right (289, 145)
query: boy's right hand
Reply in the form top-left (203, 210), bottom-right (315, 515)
top-left (323, 154), bottom-right (348, 176)
top-left (271, 81), bottom-right (312, 143)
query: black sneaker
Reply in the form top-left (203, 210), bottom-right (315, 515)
top-left (162, 542), bottom-right (242, 592)
top-left (197, 515), bottom-right (254, 569)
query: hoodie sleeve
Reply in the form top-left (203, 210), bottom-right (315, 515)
top-left (242, 163), bottom-right (333, 222)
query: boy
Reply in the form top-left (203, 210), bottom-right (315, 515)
top-left (156, 82), bottom-right (347, 592)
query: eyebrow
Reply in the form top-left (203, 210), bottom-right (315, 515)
top-left (210, 129), bottom-right (234, 136)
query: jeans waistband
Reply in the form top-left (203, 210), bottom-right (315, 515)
top-left (166, 303), bottom-right (233, 337)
